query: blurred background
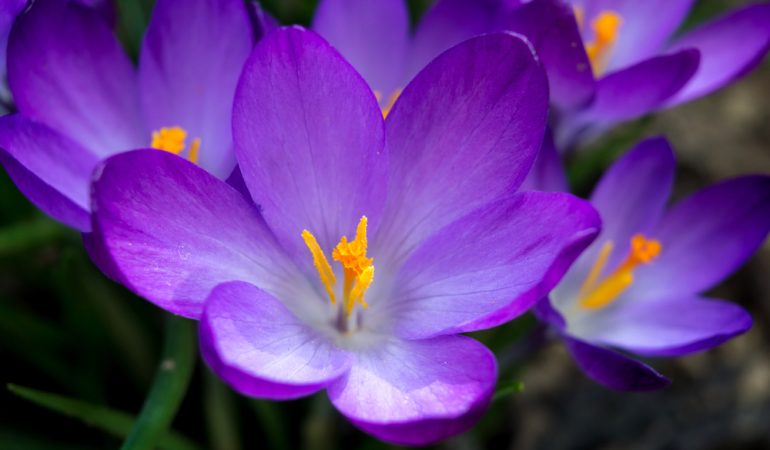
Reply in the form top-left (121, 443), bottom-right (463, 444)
top-left (1, 0), bottom-right (768, 449)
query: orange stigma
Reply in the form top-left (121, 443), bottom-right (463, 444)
top-left (578, 234), bottom-right (661, 310)
top-left (302, 216), bottom-right (374, 317)
top-left (576, 9), bottom-right (623, 76)
top-left (151, 126), bottom-right (201, 163)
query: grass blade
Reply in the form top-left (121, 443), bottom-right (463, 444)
top-left (7, 384), bottom-right (200, 450)
top-left (121, 315), bottom-right (196, 450)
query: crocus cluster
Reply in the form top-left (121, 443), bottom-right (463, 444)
top-left (0, 0), bottom-right (256, 231)
top-left (313, 0), bottom-right (770, 147)
top-left (0, 0), bottom-right (769, 446)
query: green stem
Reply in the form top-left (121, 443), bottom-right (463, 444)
top-left (121, 315), bottom-right (196, 450)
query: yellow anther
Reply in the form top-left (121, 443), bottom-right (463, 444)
top-left (579, 234), bottom-right (661, 310)
top-left (302, 216), bottom-right (374, 318)
top-left (188, 137), bottom-right (201, 164)
top-left (150, 126), bottom-right (201, 163)
top-left (581, 10), bottom-right (623, 76)
top-left (347, 265), bottom-right (374, 316)
top-left (302, 230), bottom-right (337, 305)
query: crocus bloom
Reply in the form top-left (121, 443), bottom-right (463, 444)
top-left (90, 28), bottom-right (600, 444)
top-left (552, 0), bottom-right (770, 147)
top-left (534, 137), bottom-right (770, 390)
top-left (0, 0), bottom-right (255, 232)
top-left (313, 0), bottom-right (770, 145)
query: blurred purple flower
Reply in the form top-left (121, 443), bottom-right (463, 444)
top-left (0, 0), bottom-right (256, 231)
top-left (313, 0), bottom-right (770, 145)
top-left (551, 0), bottom-right (770, 147)
top-left (89, 28), bottom-right (600, 444)
top-left (532, 137), bottom-right (770, 390)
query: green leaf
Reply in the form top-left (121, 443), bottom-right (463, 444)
top-left (7, 384), bottom-right (200, 450)
top-left (493, 380), bottom-right (525, 402)
top-left (116, 0), bottom-right (155, 59)
top-left (121, 315), bottom-right (197, 450)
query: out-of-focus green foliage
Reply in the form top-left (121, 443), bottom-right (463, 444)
top-left (7, 384), bottom-right (200, 450)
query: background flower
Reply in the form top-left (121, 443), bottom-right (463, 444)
top-left (0, 0), bottom-right (256, 232)
top-left (532, 137), bottom-right (770, 390)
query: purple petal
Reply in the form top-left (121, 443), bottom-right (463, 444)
top-left (232, 27), bottom-right (386, 258)
top-left (139, 0), bottom-right (254, 178)
top-left (573, 0), bottom-right (696, 72)
top-left (200, 281), bottom-right (351, 400)
top-left (0, 0), bottom-right (25, 103)
top-left (573, 296), bottom-right (752, 357)
top-left (635, 175), bottom-right (770, 298)
top-left (546, 137), bottom-right (675, 308)
top-left (563, 335), bottom-right (670, 391)
top-left (82, 232), bottom-right (122, 282)
top-left (374, 32), bottom-right (549, 266)
top-left (589, 137), bottom-right (674, 264)
top-left (312, 0), bottom-right (409, 96)
top-left (90, 149), bottom-right (302, 319)
top-left (665, 3), bottom-right (770, 106)
top-left (560, 50), bottom-right (699, 144)
top-left (328, 335), bottom-right (496, 446)
top-left (534, 297), bottom-right (566, 330)
top-left (7, 0), bottom-right (144, 156)
top-left (387, 192), bottom-right (599, 339)
top-left (248, 0), bottom-right (278, 37)
top-left (407, 0), bottom-right (513, 81)
top-left (0, 115), bottom-right (98, 231)
top-left (505, 0), bottom-right (596, 111)
top-left (520, 129), bottom-right (569, 192)
top-left (76, 0), bottom-right (117, 25)
top-left (224, 166), bottom-right (251, 200)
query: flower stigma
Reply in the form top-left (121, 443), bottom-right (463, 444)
top-left (151, 126), bottom-right (201, 163)
top-left (578, 234), bottom-right (661, 310)
top-left (574, 7), bottom-right (623, 76)
top-left (374, 89), bottom-right (402, 118)
top-left (302, 216), bottom-right (375, 328)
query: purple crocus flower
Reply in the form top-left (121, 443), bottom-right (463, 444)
top-left (551, 0), bottom-right (770, 147)
top-left (531, 137), bottom-right (770, 390)
top-left (0, 0), bottom-right (255, 232)
top-left (90, 28), bottom-right (600, 444)
top-left (313, 0), bottom-right (770, 145)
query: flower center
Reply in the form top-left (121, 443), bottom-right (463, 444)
top-left (374, 89), bottom-right (402, 118)
top-left (577, 234), bottom-right (661, 309)
top-left (302, 216), bottom-right (375, 318)
top-left (574, 7), bottom-right (623, 76)
top-left (151, 126), bottom-right (201, 163)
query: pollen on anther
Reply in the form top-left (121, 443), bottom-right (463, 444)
top-left (150, 126), bottom-right (202, 164)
